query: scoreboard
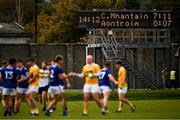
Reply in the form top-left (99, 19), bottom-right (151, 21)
top-left (77, 10), bottom-right (172, 29)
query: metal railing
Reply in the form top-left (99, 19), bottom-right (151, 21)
top-left (99, 30), bottom-right (163, 89)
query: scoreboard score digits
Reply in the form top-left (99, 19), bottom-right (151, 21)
top-left (77, 10), bottom-right (172, 29)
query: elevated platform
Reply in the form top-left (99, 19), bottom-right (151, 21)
top-left (87, 43), bottom-right (170, 48)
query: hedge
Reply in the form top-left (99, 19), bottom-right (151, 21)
top-left (64, 89), bottom-right (180, 101)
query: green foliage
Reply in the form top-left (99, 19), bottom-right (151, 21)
top-left (14, 0), bottom-right (180, 43)
top-left (64, 89), bottom-right (180, 101)
top-left (25, 0), bottom-right (114, 43)
top-left (114, 0), bottom-right (126, 8)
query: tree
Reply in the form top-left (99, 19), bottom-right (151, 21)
top-left (114, 0), bottom-right (126, 8)
top-left (25, 0), bottom-right (114, 43)
top-left (16, 0), bottom-right (24, 25)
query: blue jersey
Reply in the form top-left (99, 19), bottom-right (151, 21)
top-left (99, 68), bottom-right (111, 86)
top-left (0, 67), bottom-right (3, 87)
top-left (49, 65), bottom-right (64, 86)
top-left (1, 66), bottom-right (18, 88)
top-left (17, 67), bottom-right (29, 88)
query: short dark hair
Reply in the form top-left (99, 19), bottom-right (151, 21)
top-left (27, 58), bottom-right (35, 62)
top-left (17, 60), bottom-right (23, 63)
top-left (115, 60), bottom-right (122, 65)
top-left (9, 58), bottom-right (16, 65)
top-left (54, 55), bottom-right (64, 62)
top-left (104, 61), bottom-right (110, 68)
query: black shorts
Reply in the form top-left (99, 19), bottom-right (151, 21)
top-left (38, 85), bottom-right (49, 94)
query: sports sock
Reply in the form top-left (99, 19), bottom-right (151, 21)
top-left (104, 106), bottom-right (108, 111)
top-left (31, 109), bottom-right (34, 114)
top-left (34, 108), bottom-right (39, 114)
top-left (83, 108), bottom-right (88, 114)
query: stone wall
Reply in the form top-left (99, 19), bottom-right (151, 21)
top-left (0, 43), bottom-right (179, 89)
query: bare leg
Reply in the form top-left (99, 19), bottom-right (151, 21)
top-left (7, 96), bottom-right (13, 113)
top-left (103, 92), bottom-right (110, 111)
top-left (2, 95), bottom-right (7, 110)
top-left (29, 92), bottom-right (38, 114)
top-left (83, 92), bottom-right (90, 114)
top-left (14, 93), bottom-right (21, 113)
top-left (92, 92), bottom-right (103, 109)
top-left (42, 91), bottom-right (47, 109)
top-left (60, 93), bottom-right (67, 111)
top-left (47, 94), bottom-right (57, 111)
top-left (118, 93), bottom-right (135, 112)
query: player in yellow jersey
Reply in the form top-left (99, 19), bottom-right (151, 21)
top-left (69, 55), bottom-right (105, 115)
top-left (27, 58), bottom-right (39, 116)
top-left (115, 60), bottom-right (135, 112)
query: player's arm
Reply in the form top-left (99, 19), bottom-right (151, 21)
top-left (121, 72), bottom-right (126, 85)
top-left (17, 74), bottom-right (27, 84)
top-left (29, 73), bottom-right (38, 82)
top-left (67, 72), bottom-right (85, 78)
top-left (65, 77), bottom-right (71, 88)
top-left (58, 73), bottom-right (69, 80)
top-left (108, 74), bottom-right (118, 85)
top-left (92, 65), bottom-right (101, 78)
top-left (58, 73), bottom-right (71, 88)
top-left (67, 66), bottom-right (86, 78)
top-left (0, 72), bottom-right (2, 81)
top-left (29, 69), bottom-right (39, 83)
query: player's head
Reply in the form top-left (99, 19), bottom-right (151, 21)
top-left (17, 60), bottom-right (23, 68)
top-left (115, 60), bottom-right (123, 69)
top-left (104, 61), bottom-right (111, 69)
top-left (27, 58), bottom-right (35, 66)
top-left (54, 55), bottom-right (64, 66)
top-left (42, 61), bottom-right (48, 69)
top-left (86, 55), bottom-right (93, 64)
top-left (46, 61), bottom-right (51, 69)
top-left (9, 58), bottom-right (16, 67)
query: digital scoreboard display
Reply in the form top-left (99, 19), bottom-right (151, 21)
top-left (77, 10), bottom-right (172, 29)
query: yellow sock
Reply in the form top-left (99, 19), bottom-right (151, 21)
top-left (34, 108), bottom-right (39, 114)
top-left (83, 108), bottom-right (88, 114)
top-left (31, 109), bottom-right (34, 114)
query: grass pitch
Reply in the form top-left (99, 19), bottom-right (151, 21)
top-left (0, 100), bottom-right (180, 119)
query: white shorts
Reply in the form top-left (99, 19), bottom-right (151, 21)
top-left (83, 84), bottom-right (99, 93)
top-left (59, 85), bottom-right (64, 93)
top-left (99, 86), bottom-right (110, 93)
top-left (27, 86), bottom-right (38, 94)
top-left (118, 87), bottom-right (128, 94)
top-left (48, 85), bottom-right (64, 94)
top-left (16, 87), bottom-right (28, 94)
top-left (2, 88), bottom-right (16, 96)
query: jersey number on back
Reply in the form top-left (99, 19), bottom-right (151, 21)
top-left (5, 71), bottom-right (13, 79)
top-left (50, 69), bottom-right (54, 78)
top-left (99, 72), bottom-right (106, 79)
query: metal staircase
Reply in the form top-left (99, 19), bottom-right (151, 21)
top-left (99, 30), bottom-right (163, 89)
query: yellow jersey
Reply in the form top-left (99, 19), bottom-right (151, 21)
top-left (118, 66), bottom-right (127, 88)
top-left (29, 64), bottom-right (39, 86)
top-left (82, 63), bottom-right (100, 85)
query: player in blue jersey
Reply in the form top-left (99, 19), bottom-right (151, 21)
top-left (98, 62), bottom-right (118, 113)
top-left (0, 63), bottom-right (3, 94)
top-left (14, 60), bottom-right (30, 114)
top-left (0, 58), bottom-right (18, 116)
top-left (45, 55), bottom-right (71, 116)
top-left (0, 61), bottom-right (7, 94)
top-left (0, 61), bottom-right (7, 115)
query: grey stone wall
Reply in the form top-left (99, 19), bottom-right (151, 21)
top-left (0, 43), bottom-right (179, 89)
